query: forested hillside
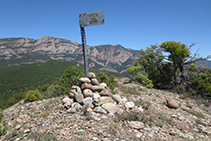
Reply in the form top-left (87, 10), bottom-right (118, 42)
top-left (0, 60), bottom-right (74, 109)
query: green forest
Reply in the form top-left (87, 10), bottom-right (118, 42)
top-left (0, 60), bottom-right (122, 109)
top-left (0, 60), bottom-right (75, 109)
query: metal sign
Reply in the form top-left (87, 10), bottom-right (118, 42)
top-left (79, 10), bottom-right (104, 27)
top-left (79, 10), bottom-right (105, 77)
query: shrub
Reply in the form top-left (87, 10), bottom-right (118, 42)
top-left (136, 73), bottom-right (154, 89)
top-left (28, 131), bottom-right (58, 141)
top-left (173, 85), bottom-right (186, 94)
top-left (58, 66), bottom-right (84, 87)
top-left (0, 110), bottom-right (3, 122)
top-left (37, 84), bottom-right (50, 92)
top-left (187, 64), bottom-right (211, 98)
top-left (97, 72), bottom-right (108, 83)
top-left (0, 120), bottom-right (8, 137)
top-left (43, 85), bottom-right (69, 99)
top-left (106, 75), bottom-right (117, 92)
top-left (24, 90), bottom-right (43, 103)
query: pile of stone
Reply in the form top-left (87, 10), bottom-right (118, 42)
top-left (61, 72), bottom-right (138, 116)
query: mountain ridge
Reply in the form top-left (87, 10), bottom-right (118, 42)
top-left (0, 36), bottom-right (139, 73)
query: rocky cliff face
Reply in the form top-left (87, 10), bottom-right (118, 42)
top-left (0, 36), bottom-right (138, 73)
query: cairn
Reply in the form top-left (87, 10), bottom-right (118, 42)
top-left (62, 72), bottom-right (138, 116)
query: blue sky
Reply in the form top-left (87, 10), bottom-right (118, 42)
top-left (0, 0), bottom-right (211, 57)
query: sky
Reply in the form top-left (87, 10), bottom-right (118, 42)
top-left (0, 0), bottom-right (211, 57)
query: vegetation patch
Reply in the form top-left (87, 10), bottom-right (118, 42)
top-left (188, 110), bottom-right (205, 119)
top-left (28, 131), bottom-right (58, 141)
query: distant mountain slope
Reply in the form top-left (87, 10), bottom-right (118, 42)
top-left (197, 60), bottom-right (211, 68)
top-left (0, 60), bottom-right (74, 109)
top-left (0, 36), bottom-right (139, 73)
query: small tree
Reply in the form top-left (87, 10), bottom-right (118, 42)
top-left (127, 44), bottom-right (173, 88)
top-left (58, 65), bottom-right (84, 87)
top-left (187, 63), bottom-right (211, 98)
top-left (106, 75), bottom-right (118, 92)
top-left (160, 41), bottom-right (190, 85)
top-left (24, 90), bottom-right (43, 103)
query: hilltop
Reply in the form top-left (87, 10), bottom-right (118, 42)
top-left (1, 78), bottom-right (210, 141)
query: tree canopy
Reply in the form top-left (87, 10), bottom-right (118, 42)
top-left (127, 41), bottom-right (211, 98)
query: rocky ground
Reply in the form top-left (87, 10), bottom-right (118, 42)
top-left (1, 77), bottom-right (211, 141)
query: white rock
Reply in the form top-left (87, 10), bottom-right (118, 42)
top-left (89, 72), bottom-right (96, 79)
top-left (138, 106), bottom-right (144, 113)
top-left (95, 107), bottom-right (107, 114)
top-left (79, 77), bottom-right (91, 83)
top-left (102, 103), bottom-right (117, 114)
top-left (128, 121), bottom-right (145, 129)
top-left (71, 102), bottom-right (82, 111)
top-left (125, 102), bottom-right (135, 109)
top-left (93, 93), bottom-right (101, 99)
top-left (62, 97), bottom-right (72, 104)
top-left (82, 97), bottom-right (93, 105)
top-left (116, 108), bottom-right (124, 115)
top-left (99, 83), bottom-right (107, 87)
top-left (112, 94), bottom-right (121, 102)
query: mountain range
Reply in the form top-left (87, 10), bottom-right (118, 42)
top-left (0, 36), bottom-right (139, 73)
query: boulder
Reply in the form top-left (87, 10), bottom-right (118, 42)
top-left (81, 83), bottom-right (93, 90)
top-left (74, 94), bottom-right (84, 103)
top-left (89, 72), bottom-right (96, 79)
top-left (167, 99), bottom-right (179, 109)
top-left (102, 103), bottom-right (117, 114)
top-left (83, 89), bottom-right (93, 97)
top-left (128, 121), bottom-right (145, 129)
top-left (62, 97), bottom-right (73, 108)
top-left (71, 102), bottom-right (82, 111)
top-left (64, 102), bottom-right (73, 109)
top-left (93, 93), bottom-right (101, 99)
top-left (95, 107), bottom-right (107, 114)
top-left (99, 97), bottom-right (115, 105)
top-left (186, 102), bottom-right (193, 108)
top-left (67, 107), bottom-right (76, 114)
top-left (112, 94), bottom-right (121, 103)
top-left (62, 97), bottom-right (72, 104)
top-left (99, 83), bottom-right (107, 88)
top-left (91, 79), bottom-right (99, 85)
top-left (125, 102), bottom-right (135, 109)
top-left (79, 77), bottom-right (91, 83)
top-left (71, 85), bottom-right (77, 89)
top-left (99, 89), bottom-right (111, 96)
top-left (76, 86), bottom-right (82, 94)
top-left (116, 108), bottom-right (124, 115)
top-left (91, 86), bottom-right (105, 92)
top-left (82, 97), bottom-right (93, 105)
top-left (118, 97), bottom-right (128, 105)
top-left (68, 92), bottom-right (75, 99)
top-left (138, 106), bottom-right (144, 113)
top-left (70, 89), bottom-right (77, 94)
top-left (82, 103), bottom-right (93, 114)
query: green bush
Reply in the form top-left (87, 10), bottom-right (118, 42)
top-left (58, 66), bottom-right (84, 87)
top-left (0, 120), bottom-right (8, 137)
top-left (106, 75), bottom-right (117, 92)
top-left (43, 85), bottom-right (69, 99)
top-left (24, 90), bottom-right (43, 103)
top-left (173, 85), bottom-right (186, 94)
top-left (187, 64), bottom-right (211, 98)
top-left (28, 131), bottom-right (58, 141)
top-left (136, 73), bottom-right (154, 89)
top-left (97, 72), bottom-right (108, 83)
top-left (37, 84), bottom-right (50, 93)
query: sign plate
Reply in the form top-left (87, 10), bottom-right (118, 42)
top-left (79, 11), bottom-right (104, 27)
